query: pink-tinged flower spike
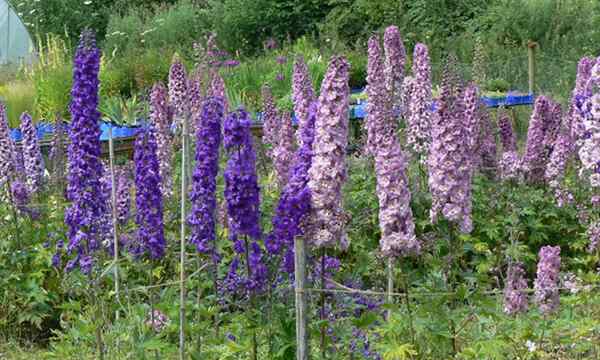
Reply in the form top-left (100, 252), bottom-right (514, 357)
top-left (407, 43), bottom-right (433, 162)
top-left (150, 82), bottom-right (174, 198)
top-left (0, 102), bottom-right (15, 187)
top-left (367, 35), bottom-right (418, 256)
top-left (261, 85), bottom-right (278, 151)
top-left (500, 151), bottom-right (521, 181)
top-left (498, 109), bottom-right (517, 152)
top-left (383, 25), bottom-right (406, 111)
top-left (503, 262), bottom-right (529, 315)
top-left (292, 56), bottom-right (316, 147)
top-left (208, 72), bottom-right (228, 113)
top-left (168, 54), bottom-right (189, 120)
top-left (188, 71), bottom-right (203, 124)
top-left (522, 95), bottom-right (551, 182)
top-left (273, 111), bottom-right (295, 187)
top-left (534, 245), bottom-right (561, 315)
top-left (428, 60), bottom-right (473, 233)
top-left (20, 112), bottom-right (45, 194)
top-left (308, 56), bottom-right (351, 249)
top-left (401, 76), bottom-right (415, 119)
top-left (545, 129), bottom-right (574, 206)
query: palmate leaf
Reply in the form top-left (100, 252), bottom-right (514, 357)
top-left (382, 343), bottom-right (418, 360)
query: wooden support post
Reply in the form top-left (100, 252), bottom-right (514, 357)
top-left (528, 41), bottom-right (537, 94)
top-left (294, 237), bottom-right (308, 360)
top-left (386, 258), bottom-right (394, 321)
top-left (108, 124), bottom-right (120, 330)
top-left (179, 115), bottom-right (188, 360)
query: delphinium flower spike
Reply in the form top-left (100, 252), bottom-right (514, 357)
top-left (261, 85), bottom-right (278, 153)
top-left (20, 112), bottom-right (44, 194)
top-left (115, 168), bottom-right (132, 225)
top-left (169, 53), bottom-right (189, 122)
top-left (0, 102), bottom-right (15, 187)
top-left (522, 96), bottom-right (551, 182)
top-left (463, 84), bottom-right (480, 167)
top-left (64, 30), bottom-right (109, 274)
top-left (188, 97), bottom-right (224, 259)
top-left (498, 108), bottom-right (517, 152)
top-left (273, 111), bottom-right (295, 187)
top-left (570, 56), bottom-right (594, 143)
top-left (534, 245), bottom-right (561, 314)
top-left (367, 35), bottom-right (418, 256)
top-left (209, 72), bottom-right (228, 113)
top-left (150, 82), bottom-right (174, 197)
top-left (383, 25), bottom-right (406, 111)
top-left (307, 55), bottom-right (351, 248)
top-left (132, 127), bottom-right (166, 260)
top-left (545, 128), bottom-right (574, 206)
top-left (292, 56), bottom-right (316, 147)
top-left (406, 43), bottom-right (432, 162)
top-left (503, 262), bottom-right (529, 315)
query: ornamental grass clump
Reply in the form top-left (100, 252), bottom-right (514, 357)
top-left (534, 245), bottom-right (561, 315)
top-left (20, 112), bottom-right (44, 194)
top-left (406, 43), bottom-right (432, 161)
top-left (64, 30), bottom-right (108, 275)
top-left (150, 82), bottom-right (173, 197)
top-left (307, 55), bottom-right (351, 249)
top-left (188, 97), bottom-right (224, 258)
top-left (132, 127), bottom-right (166, 260)
top-left (366, 35), bottom-right (418, 256)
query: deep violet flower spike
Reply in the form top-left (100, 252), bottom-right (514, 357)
top-left (150, 82), bottom-right (173, 197)
top-left (188, 97), bottom-right (224, 255)
top-left (534, 245), bottom-right (561, 314)
top-left (20, 112), bottom-right (44, 193)
top-left (64, 30), bottom-right (108, 274)
top-left (224, 108), bottom-right (262, 241)
top-left (308, 56), bottom-right (351, 248)
top-left (367, 35), bottom-right (418, 256)
top-left (503, 263), bottom-right (529, 315)
top-left (133, 127), bottom-right (166, 260)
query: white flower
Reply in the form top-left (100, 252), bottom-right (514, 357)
top-left (526, 340), bottom-right (537, 352)
top-left (84, 0), bottom-right (93, 5)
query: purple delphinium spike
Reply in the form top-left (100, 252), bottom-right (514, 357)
top-left (150, 82), bottom-right (173, 197)
top-left (383, 25), bottom-right (406, 110)
top-left (273, 111), bottom-right (295, 187)
top-left (522, 95), bottom-right (550, 182)
top-left (261, 85), bottom-right (278, 151)
top-left (64, 30), bottom-right (108, 275)
top-left (0, 102), bottom-right (15, 187)
top-left (545, 130), bottom-right (574, 203)
top-left (132, 127), bottom-right (166, 260)
top-left (401, 76), bottom-right (415, 119)
top-left (570, 57), bottom-right (594, 142)
top-left (407, 43), bottom-right (432, 162)
top-left (534, 245), bottom-right (561, 315)
top-left (499, 151), bottom-right (521, 181)
top-left (307, 56), bottom-right (351, 248)
top-left (209, 73), bottom-right (228, 113)
top-left (428, 59), bottom-right (473, 233)
top-left (292, 56), bottom-right (316, 147)
top-left (587, 221), bottom-right (600, 253)
top-left (498, 109), bottom-right (517, 151)
top-left (116, 168), bottom-right (132, 225)
top-left (503, 262), bottom-right (529, 315)
top-left (543, 100), bottom-right (562, 156)
top-left (188, 97), bottom-right (224, 258)
top-left (20, 112), bottom-right (44, 194)
top-left (188, 72), bottom-right (203, 124)
top-left (463, 84), bottom-right (480, 166)
top-left (168, 54), bottom-right (189, 120)
top-left (266, 102), bottom-right (317, 272)
top-left (367, 35), bottom-right (418, 256)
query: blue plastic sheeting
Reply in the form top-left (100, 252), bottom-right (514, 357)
top-left (9, 121), bottom-right (139, 142)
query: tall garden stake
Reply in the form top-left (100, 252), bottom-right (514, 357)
top-left (294, 236), bottom-right (308, 360)
top-left (179, 112), bottom-right (188, 360)
top-left (108, 124), bottom-right (120, 347)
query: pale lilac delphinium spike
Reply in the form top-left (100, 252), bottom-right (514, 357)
top-left (534, 245), bottom-right (561, 315)
top-left (428, 59), bottom-right (473, 233)
top-left (545, 128), bottom-right (575, 207)
top-left (116, 168), bottom-right (132, 225)
top-left (383, 25), bottom-right (406, 111)
top-left (522, 95), bottom-right (551, 182)
top-left (292, 56), bottom-right (316, 147)
top-left (20, 112), bottom-right (45, 194)
top-left (367, 35), bottom-right (418, 256)
top-left (307, 56), bottom-right (351, 249)
top-left (498, 109), bottom-right (517, 152)
top-left (499, 151), bottom-right (521, 181)
top-left (587, 221), bottom-right (600, 253)
top-left (188, 71), bottom-right (204, 124)
top-left (261, 85), bottom-right (278, 153)
top-left (168, 54), bottom-right (189, 121)
top-left (150, 82), bottom-right (174, 197)
top-left (64, 30), bottom-right (109, 275)
top-left (208, 73), bottom-right (228, 113)
top-left (463, 84), bottom-right (480, 167)
top-left (570, 56), bottom-right (594, 142)
top-left (273, 111), bottom-right (295, 187)
top-left (401, 76), bottom-right (415, 119)
top-left (503, 262), bottom-right (529, 315)
top-left (0, 102), bottom-right (15, 187)
top-left (407, 43), bottom-right (433, 162)
top-left (543, 100), bottom-right (562, 155)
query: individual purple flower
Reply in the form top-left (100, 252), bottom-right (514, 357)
top-left (223, 108), bottom-right (262, 241)
top-left (407, 43), bottom-right (432, 161)
top-left (428, 60), bottom-right (473, 233)
top-left (150, 82), bottom-right (173, 197)
top-left (307, 56), bottom-right (351, 248)
top-left (168, 54), bottom-right (189, 120)
top-left (292, 56), bottom-right (316, 147)
top-left (223, 59), bottom-right (240, 68)
top-left (52, 239), bottom-right (64, 268)
top-left (276, 73), bottom-right (285, 82)
top-left (522, 96), bottom-right (551, 182)
top-left (276, 56), bottom-right (287, 65)
top-left (133, 127), bottom-right (166, 260)
top-left (587, 221), bottom-right (600, 253)
top-left (188, 97), bottom-right (224, 258)
top-left (367, 35), bottom-right (418, 256)
top-left (503, 263), bottom-right (529, 315)
top-left (264, 38), bottom-right (278, 51)
top-left (64, 30), bottom-right (108, 275)
top-left (498, 109), bottom-right (517, 151)
top-left (0, 102), bottom-right (15, 186)
top-left (261, 85), bottom-right (278, 150)
top-left (534, 245), bottom-right (561, 314)
top-left (145, 309), bottom-right (170, 333)
top-left (383, 25), bottom-right (406, 110)
top-left (209, 73), bottom-right (228, 113)
top-left (20, 112), bottom-right (44, 194)
top-left (273, 111), bottom-right (295, 187)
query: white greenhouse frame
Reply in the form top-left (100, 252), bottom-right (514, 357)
top-left (0, 0), bottom-right (34, 65)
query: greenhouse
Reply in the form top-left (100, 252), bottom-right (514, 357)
top-left (0, 0), bottom-right (34, 65)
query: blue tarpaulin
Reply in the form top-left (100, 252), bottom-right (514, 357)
top-left (9, 121), bottom-right (139, 142)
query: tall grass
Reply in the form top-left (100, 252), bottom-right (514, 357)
top-left (0, 81), bottom-right (36, 127)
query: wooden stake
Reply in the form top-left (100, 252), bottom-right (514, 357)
top-left (108, 124), bottom-right (120, 350)
top-left (527, 41), bottom-right (537, 94)
top-left (294, 237), bottom-right (308, 360)
top-left (386, 257), bottom-right (394, 321)
top-left (179, 115), bottom-right (188, 360)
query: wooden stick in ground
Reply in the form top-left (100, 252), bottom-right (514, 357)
top-left (386, 257), bottom-right (394, 321)
top-left (294, 236), bottom-right (308, 360)
top-left (179, 114), bottom-right (188, 360)
top-left (108, 125), bottom-right (120, 326)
